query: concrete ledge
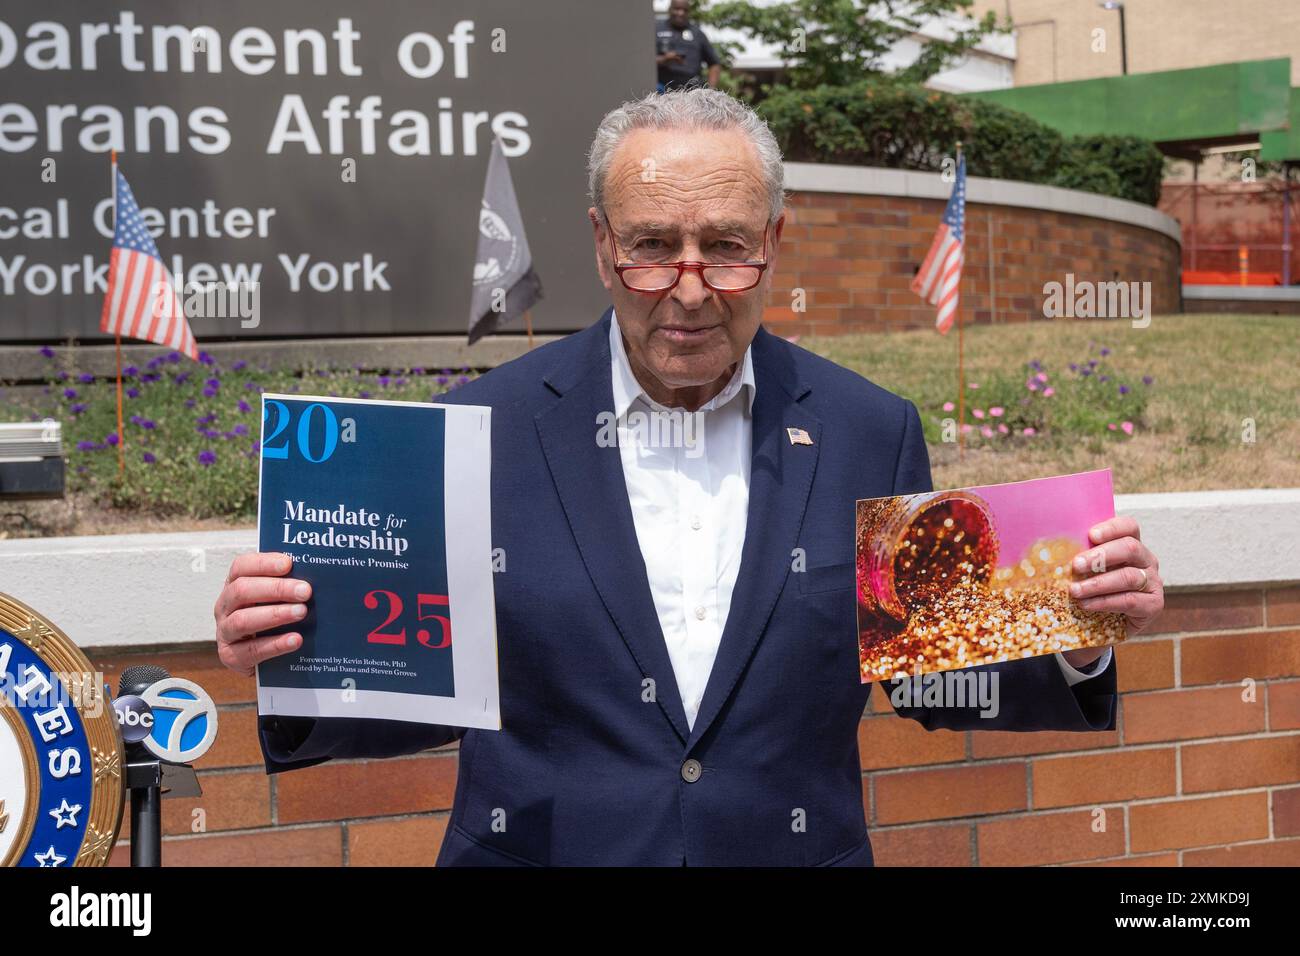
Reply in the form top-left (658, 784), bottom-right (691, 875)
top-left (784, 162), bottom-right (1183, 244)
top-left (0, 333), bottom-right (564, 383)
top-left (1113, 488), bottom-right (1300, 590)
top-left (1182, 284), bottom-right (1300, 301)
top-left (0, 489), bottom-right (1294, 649)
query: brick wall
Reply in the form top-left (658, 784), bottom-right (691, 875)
top-left (763, 191), bottom-right (1183, 338)
top-left (91, 584), bottom-right (1300, 866)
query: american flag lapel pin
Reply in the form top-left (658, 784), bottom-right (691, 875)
top-left (786, 427), bottom-right (814, 446)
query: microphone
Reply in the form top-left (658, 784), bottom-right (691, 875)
top-left (112, 662), bottom-right (219, 867)
top-left (118, 663), bottom-right (170, 698)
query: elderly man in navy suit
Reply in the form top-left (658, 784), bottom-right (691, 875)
top-left (213, 88), bottom-right (1164, 866)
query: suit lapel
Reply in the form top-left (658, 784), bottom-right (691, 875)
top-left (535, 312), bottom-right (691, 742)
top-left (687, 326), bottom-right (821, 748)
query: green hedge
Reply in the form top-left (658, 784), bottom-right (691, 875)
top-left (760, 82), bottom-right (1165, 206)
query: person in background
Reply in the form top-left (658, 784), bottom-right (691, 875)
top-left (656, 0), bottom-right (721, 91)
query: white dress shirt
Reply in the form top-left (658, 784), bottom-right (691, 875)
top-left (608, 311), bottom-right (1111, 729)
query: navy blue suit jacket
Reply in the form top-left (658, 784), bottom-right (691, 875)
top-left (258, 310), bottom-right (1117, 865)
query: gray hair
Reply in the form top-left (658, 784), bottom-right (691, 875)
top-left (586, 87), bottom-right (786, 223)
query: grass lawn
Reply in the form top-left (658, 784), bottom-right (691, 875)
top-left (805, 313), bottom-right (1299, 494)
top-left (0, 312), bottom-right (1294, 539)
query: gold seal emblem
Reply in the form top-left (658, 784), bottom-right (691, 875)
top-left (0, 591), bottom-right (124, 867)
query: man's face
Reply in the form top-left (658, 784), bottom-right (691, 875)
top-left (668, 1), bottom-right (690, 28)
top-left (590, 127), bottom-right (783, 409)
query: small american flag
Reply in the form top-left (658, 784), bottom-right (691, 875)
top-left (911, 154), bottom-right (966, 335)
top-left (100, 167), bottom-right (198, 360)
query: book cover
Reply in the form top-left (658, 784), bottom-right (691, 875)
top-left (255, 394), bottom-right (499, 729)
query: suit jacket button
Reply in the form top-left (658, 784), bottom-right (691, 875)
top-left (681, 758), bottom-right (702, 783)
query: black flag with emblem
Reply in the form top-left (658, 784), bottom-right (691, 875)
top-left (467, 138), bottom-right (543, 345)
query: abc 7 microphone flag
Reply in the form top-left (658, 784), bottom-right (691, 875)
top-left (0, 591), bottom-right (217, 867)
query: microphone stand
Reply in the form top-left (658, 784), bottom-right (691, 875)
top-left (125, 745), bottom-right (163, 868)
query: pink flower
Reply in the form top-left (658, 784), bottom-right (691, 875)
top-left (972, 408), bottom-right (985, 419)
top-left (968, 382), bottom-right (980, 389)
top-left (1035, 372), bottom-right (1048, 383)
top-left (1027, 380), bottom-right (1039, 391)
top-left (1022, 427), bottom-right (1036, 436)
top-left (1107, 423), bottom-right (1118, 431)
top-left (980, 425), bottom-right (994, 438)
top-left (990, 406), bottom-right (1004, 417)
top-left (997, 424), bottom-right (1009, 434)
top-left (960, 424), bottom-right (973, 433)
top-left (1042, 387), bottom-right (1055, 397)
top-left (942, 401), bottom-right (955, 412)
top-left (1121, 421), bottom-right (1134, 435)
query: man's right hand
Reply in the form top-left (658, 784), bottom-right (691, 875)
top-left (656, 52), bottom-right (685, 65)
top-left (214, 552), bottom-right (311, 677)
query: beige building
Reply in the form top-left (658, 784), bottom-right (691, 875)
top-left (970, 0), bottom-right (1300, 86)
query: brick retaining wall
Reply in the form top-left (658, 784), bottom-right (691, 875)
top-left (93, 584), bottom-right (1300, 866)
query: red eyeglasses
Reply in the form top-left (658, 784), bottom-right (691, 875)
top-left (605, 219), bottom-right (770, 294)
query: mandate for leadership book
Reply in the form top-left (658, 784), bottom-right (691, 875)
top-left (256, 394), bottom-right (500, 730)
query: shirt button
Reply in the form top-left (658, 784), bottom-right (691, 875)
top-left (681, 759), bottom-right (702, 783)
top-left (694, 606), bottom-right (706, 620)
top-left (690, 515), bottom-right (702, 530)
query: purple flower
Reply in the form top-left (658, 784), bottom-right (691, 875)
top-left (233, 423), bottom-right (249, 436)
top-left (199, 351), bottom-right (215, 366)
top-left (63, 388), bottom-right (78, 400)
top-left (76, 440), bottom-right (97, 451)
top-left (126, 387), bottom-right (140, 399)
top-left (1100, 347), bottom-right (1111, 357)
top-left (412, 367), bottom-right (426, 375)
top-left (105, 433), bottom-right (119, 446)
top-left (1142, 375), bottom-right (1154, 386)
top-left (173, 372), bottom-right (191, 385)
top-left (70, 402), bottom-right (87, 414)
top-left (198, 450), bottom-right (216, 466)
top-left (1119, 385), bottom-right (1130, 395)
top-left (39, 345), bottom-right (55, 358)
top-left (378, 375), bottom-right (391, 387)
top-left (184, 398), bottom-right (196, 408)
top-left (205, 378), bottom-right (220, 390)
top-left (202, 386), bottom-right (218, 398)
top-left (147, 357), bottom-right (164, 370)
top-left (1087, 359), bottom-right (1098, 368)
top-left (232, 360), bottom-right (247, 371)
top-left (1099, 375), bottom-right (1110, 383)
top-left (436, 376), bottom-right (448, 386)
top-left (237, 399), bottom-right (251, 413)
top-left (142, 451), bottom-right (156, 464)
top-left (78, 373), bottom-right (94, 384)
top-left (1069, 363), bottom-right (1078, 372)
top-left (58, 371), bottom-right (69, 381)
top-left (1081, 368), bottom-right (1092, 377)
top-left (359, 390), bottom-right (371, 398)
top-left (458, 375), bottom-right (470, 385)
top-left (167, 352), bottom-right (181, 364)
top-left (251, 440), bottom-right (261, 453)
top-left (244, 381), bottom-right (258, 390)
top-left (123, 365), bottom-right (139, 377)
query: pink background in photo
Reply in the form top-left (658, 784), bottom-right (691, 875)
top-left (958, 468), bottom-right (1115, 567)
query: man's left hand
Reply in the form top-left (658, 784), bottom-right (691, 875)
top-left (1069, 514), bottom-right (1165, 632)
top-left (1059, 515), bottom-right (1164, 670)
